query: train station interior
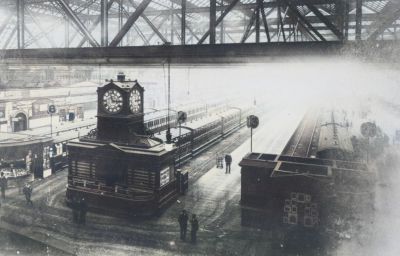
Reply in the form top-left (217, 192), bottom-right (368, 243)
top-left (0, 0), bottom-right (399, 255)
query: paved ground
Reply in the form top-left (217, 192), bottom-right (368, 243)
top-left (0, 103), bottom-right (306, 256)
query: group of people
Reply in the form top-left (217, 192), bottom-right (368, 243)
top-left (0, 172), bottom-right (33, 206)
top-left (71, 197), bottom-right (88, 225)
top-left (178, 210), bottom-right (199, 243)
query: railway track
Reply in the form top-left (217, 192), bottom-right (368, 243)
top-left (282, 111), bottom-right (320, 158)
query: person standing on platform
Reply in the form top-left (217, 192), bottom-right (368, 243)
top-left (225, 154), bottom-right (232, 174)
top-left (79, 197), bottom-right (88, 225)
top-left (72, 197), bottom-right (79, 223)
top-left (178, 210), bottom-right (189, 241)
top-left (190, 214), bottom-right (199, 243)
top-left (0, 172), bottom-right (7, 201)
top-left (23, 183), bottom-right (33, 206)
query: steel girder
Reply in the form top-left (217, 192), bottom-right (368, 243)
top-left (0, 0), bottom-right (398, 50)
top-left (55, 0), bottom-right (100, 47)
top-left (0, 41), bottom-right (345, 65)
top-left (367, 0), bottom-right (400, 40)
top-left (1, 41), bottom-right (399, 65)
top-left (108, 0), bottom-right (152, 47)
top-left (17, 0), bottom-right (25, 49)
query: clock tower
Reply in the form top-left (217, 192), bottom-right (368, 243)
top-left (66, 73), bottom-right (179, 216)
top-left (97, 73), bottom-right (145, 142)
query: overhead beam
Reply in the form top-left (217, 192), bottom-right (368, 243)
top-left (26, 8), bottom-right (57, 48)
top-left (368, 1), bottom-right (400, 40)
top-left (210, 0), bottom-right (217, 44)
top-left (261, 7), bottom-right (271, 42)
top-left (355, 0), bottom-right (362, 40)
top-left (17, 0), bottom-right (25, 49)
top-left (174, 13), bottom-right (200, 42)
top-left (3, 25), bottom-right (17, 50)
top-left (181, 0), bottom-right (186, 45)
top-left (109, 0), bottom-right (152, 47)
top-left (24, 24), bottom-right (44, 48)
top-left (301, 0), bottom-right (343, 40)
top-left (101, 0), bottom-right (109, 46)
top-left (255, 0), bottom-right (262, 43)
top-left (283, 0), bottom-right (326, 41)
top-left (241, 10), bottom-right (257, 43)
top-left (197, 0), bottom-right (240, 44)
top-left (56, 0), bottom-right (100, 47)
top-left (0, 14), bottom-right (14, 38)
top-left (78, 0), bottom-right (116, 47)
top-left (127, 0), bottom-right (168, 44)
top-left (277, 4), bottom-right (287, 42)
top-left (147, 15), bottom-right (169, 42)
top-left (0, 41), bottom-right (346, 65)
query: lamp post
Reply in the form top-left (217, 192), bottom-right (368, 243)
top-left (166, 58), bottom-right (172, 144)
top-left (247, 115), bottom-right (259, 152)
top-left (48, 104), bottom-right (56, 137)
top-left (176, 111), bottom-right (187, 167)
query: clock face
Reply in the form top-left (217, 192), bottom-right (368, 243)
top-left (129, 89), bottom-right (141, 113)
top-left (102, 89), bottom-right (123, 113)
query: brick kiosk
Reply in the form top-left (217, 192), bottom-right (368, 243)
top-left (239, 152), bottom-right (372, 229)
top-left (66, 74), bottom-right (178, 216)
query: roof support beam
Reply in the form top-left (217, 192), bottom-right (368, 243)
top-left (241, 10), bottom-right (257, 43)
top-left (283, 0), bottom-right (326, 41)
top-left (0, 41), bottom-right (348, 65)
top-left (261, 7), bottom-right (271, 42)
top-left (24, 24), bottom-right (44, 48)
top-left (296, 16), bottom-right (318, 41)
top-left (147, 15), bottom-right (169, 42)
top-left (101, 0), bottom-right (109, 46)
top-left (78, 0), bottom-right (116, 47)
top-left (24, 21), bottom-right (62, 48)
top-left (109, 0), bottom-right (152, 47)
top-left (255, 0), bottom-right (262, 43)
top-left (17, 0), bottom-right (25, 49)
top-left (355, 0), bottom-right (362, 40)
top-left (110, 0), bottom-right (151, 47)
top-left (181, 0), bottom-right (186, 45)
top-left (368, 1), bottom-right (400, 40)
top-left (197, 0), bottom-right (240, 44)
top-left (301, 0), bottom-right (343, 40)
top-left (127, 0), bottom-right (168, 44)
top-left (0, 14), bottom-right (13, 39)
top-left (3, 25), bottom-right (17, 50)
top-left (277, 4), bottom-right (287, 42)
top-left (56, 0), bottom-right (100, 47)
top-left (26, 8), bottom-right (57, 48)
top-left (210, 0), bottom-right (217, 44)
top-left (174, 13), bottom-right (200, 42)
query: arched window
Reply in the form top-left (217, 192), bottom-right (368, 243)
top-left (13, 113), bottom-right (27, 132)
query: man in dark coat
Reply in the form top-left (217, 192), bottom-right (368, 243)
top-left (190, 214), bottom-right (199, 243)
top-left (72, 197), bottom-right (79, 223)
top-left (225, 154), bottom-right (232, 174)
top-left (23, 183), bottom-right (33, 206)
top-left (0, 172), bottom-right (7, 200)
top-left (79, 197), bottom-right (88, 225)
top-left (178, 210), bottom-right (189, 241)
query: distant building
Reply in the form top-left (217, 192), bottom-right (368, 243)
top-left (0, 81), bottom-right (98, 133)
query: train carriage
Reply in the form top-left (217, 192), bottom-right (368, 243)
top-left (317, 110), bottom-right (354, 161)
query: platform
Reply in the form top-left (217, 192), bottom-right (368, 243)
top-left (0, 104), bottom-right (305, 255)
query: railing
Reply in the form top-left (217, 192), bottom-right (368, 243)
top-left (69, 178), bottom-right (155, 201)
